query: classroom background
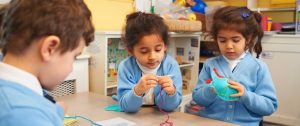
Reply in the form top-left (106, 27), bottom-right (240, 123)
top-left (0, 0), bottom-right (299, 126)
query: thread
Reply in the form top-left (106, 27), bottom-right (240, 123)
top-left (64, 115), bottom-right (101, 126)
top-left (158, 88), bottom-right (173, 126)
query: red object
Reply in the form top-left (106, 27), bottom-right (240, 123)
top-left (272, 22), bottom-right (282, 32)
top-left (261, 16), bottom-right (268, 31)
top-left (213, 67), bottom-right (224, 78)
top-left (206, 78), bottom-right (212, 84)
top-left (206, 67), bottom-right (224, 84)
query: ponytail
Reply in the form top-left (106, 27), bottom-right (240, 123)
top-left (253, 12), bottom-right (263, 58)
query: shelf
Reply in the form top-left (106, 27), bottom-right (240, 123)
top-left (107, 81), bottom-right (117, 88)
top-left (250, 8), bottom-right (295, 12)
top-left (179, 63), bottom-right (194, 68)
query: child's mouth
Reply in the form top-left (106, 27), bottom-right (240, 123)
top-left (147, 62), bottom-right (156, 66)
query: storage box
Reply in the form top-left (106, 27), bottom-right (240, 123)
top-left (164, 19), bottom-right (202, 32)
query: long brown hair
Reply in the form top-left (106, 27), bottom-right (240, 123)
top-left (211, 6), bottom-right (263, 58)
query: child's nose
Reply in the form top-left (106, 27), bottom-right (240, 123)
top-left (148, 52), bottom-right (156, 59)
top-left (225, 42), bottom-right (233, 49)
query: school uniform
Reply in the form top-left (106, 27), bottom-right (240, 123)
top-left (117, 54), bottom-right (182, 112)
top-left (192, 52), bottom-right (278, 126)
top-left (0, 62), bottom-right (64, 126)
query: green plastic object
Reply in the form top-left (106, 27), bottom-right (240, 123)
top-left (105, 104), bottom-right (124, 112)
top-left (207, 68), bottom-right (239, 101)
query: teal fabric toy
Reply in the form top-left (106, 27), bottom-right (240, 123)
top-left (206, 68), bottom-right (239, 101)
top-left (105, 104), bottom-right (123, 112)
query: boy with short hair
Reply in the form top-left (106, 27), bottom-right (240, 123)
top-left (0, 0), bottom-right (94, 125)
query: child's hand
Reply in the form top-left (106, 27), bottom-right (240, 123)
top-left (157, 76), bottom-right (176, 96)
top-left (134, 74), bottom-right (158, 96)
top-left (228, 80), bottom-right (245, 97)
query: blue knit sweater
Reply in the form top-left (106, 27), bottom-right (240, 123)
top-left (117, 54), bottom-right (182, 112)
top-left (0, 79), bottom-right (64, 126)
top-left (193, 53), bottom-right (278, 126)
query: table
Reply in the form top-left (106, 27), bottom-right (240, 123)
top-left (56, 92), bottom-right (237, 126)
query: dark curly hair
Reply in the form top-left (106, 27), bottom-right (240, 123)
top-left (122, 12), bottom-right (169, 49)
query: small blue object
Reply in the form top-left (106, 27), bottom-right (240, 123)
top-left (207, 68), bottom-right (239, 101)
top-left (241, 12), bottom-right (250, 19)
top-left (191, 0), bottom-right (207, 14)
top-left (105, 104), bottom-right (124, 112)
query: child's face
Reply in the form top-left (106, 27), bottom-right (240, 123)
top-left (217, 29), bottom-right (246, 60)
top-left (41, 38), bottom-right (85, 90)
top-left (130, 34), bottom-right (167, 69)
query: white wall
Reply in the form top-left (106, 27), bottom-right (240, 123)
top-left (0, 0), bottom-right (10, 4)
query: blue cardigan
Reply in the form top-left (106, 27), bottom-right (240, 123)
top-left (0, 79), bottom-right (64, 126)
top-left (192, 53), bottom-right (278, 126)
top-left (117, 54), bottom-right (182, 112)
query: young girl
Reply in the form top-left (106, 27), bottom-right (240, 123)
top-left (117, 12), bottom-right (182, 113)
top-left (192, 6), bottom-right (278, 126)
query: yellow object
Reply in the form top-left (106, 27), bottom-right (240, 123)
top-left (64, 115), bottom-right (77, 126)
top-left (204, 1), bottom-right (228, 7)
top-left (187, 13), bottom-right (196, 21)
top-left (174, 0), bottom-right (186, 7)
top-left (267, 17), bottom-right (272, 31)
top-left (271, 0), bottom-right (296, 4)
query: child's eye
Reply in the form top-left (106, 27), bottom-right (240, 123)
top-left (218, 40), bottom-right (226, 43)
top-left (140, 49), bottom-right (148, 54)
top-left (233, 39), bottom-right (240, 43)
top-left (218, 38), bottom-right (226, 43)
top-left (155, 49), bottom-right (161, 52)
top-left (155, 47), bottom-right (162, 52)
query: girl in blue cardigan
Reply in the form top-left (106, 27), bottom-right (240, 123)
top-left (117, 12), bottom-right (182, 113)
top-left (192, 6), bottom-right (278, 126)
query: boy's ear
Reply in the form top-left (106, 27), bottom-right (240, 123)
top-left (40, 36), bottom-right (61, 61)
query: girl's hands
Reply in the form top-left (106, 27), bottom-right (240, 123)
top-left (158, 76), bottom-right (176, 96)
top-left (228, 80), bottom-right (245, 97)
top-left (134, 74), bottom-right (158, 96)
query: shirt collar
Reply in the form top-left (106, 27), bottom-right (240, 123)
top-left (223, 51), bottom-right (247, 71)
top-left (0, 62), bottom-right (43, 96)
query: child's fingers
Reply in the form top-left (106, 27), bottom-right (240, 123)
top-left (228, 80), bottom-right (239, 86)
top-left (229, 84), bottom-right (239, 90)
top-left (230, 93), bottom-right (243, 97)
top-left (229, 84), bottom-right (245, 97)
top-left (143, 74), bottom-right (158, 81)
top-left (158, 79), bottom-right (171, 85)
top-left (160, 82), bottom-right (171, 88)
top-left (146, 80), bottom-right (157, 85)
top-left (157, 76), bottom-right (171, 83)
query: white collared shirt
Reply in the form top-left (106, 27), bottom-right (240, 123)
top-left (136, 60), bottom-right (161, 105)
top-left (0, 62), bottom-right (43, 96)
top-left (223, 52), bottom-right (247, 72)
